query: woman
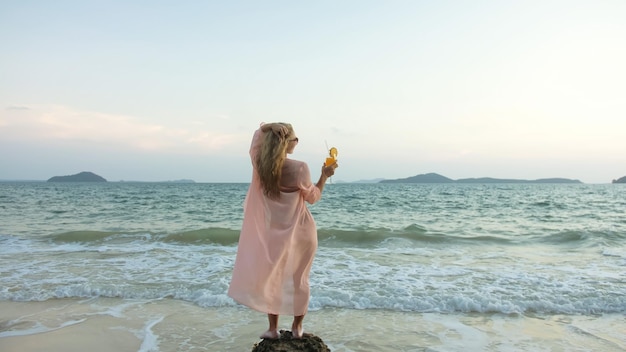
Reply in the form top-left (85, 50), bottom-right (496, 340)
top-left (228, 122), bottom-right (337, 339)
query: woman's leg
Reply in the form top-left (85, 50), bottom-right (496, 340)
top-left (291, 315), bottom-right (304, 338)
top-left (260, 314), bottom-right (280, 339)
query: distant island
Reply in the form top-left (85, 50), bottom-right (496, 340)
top-left (613, 176), bottom-right (626, 184)
top-left (380, 173), bottom-right (582, 184)
top-left (47, 171), bottom-right (107, 182)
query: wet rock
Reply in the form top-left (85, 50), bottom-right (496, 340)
top-left (251, 330), bottom-right (330, 352)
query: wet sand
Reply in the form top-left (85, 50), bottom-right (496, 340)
top-left (1, 298), bottom-right (624, 351)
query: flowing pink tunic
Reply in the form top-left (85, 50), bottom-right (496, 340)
top-left (228, 127), bottom-right (322, 316)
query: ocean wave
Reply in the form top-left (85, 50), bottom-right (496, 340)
top-left (45, 229), bottom-right (241, 245)
top-left (48, 230), bottom-right (119, 242)
top-left (38, 226), bottom-right (621, 248)
top-left (3, 233), bottom-right (625, 316)
top-left (2, 284), bottom-right (623, 315)
top-left (535, 230), bottom-right (626, 246)
top-left (318, 226), bottom-right (514, 246)
top-left (43, 226), bottom-right (518, 247)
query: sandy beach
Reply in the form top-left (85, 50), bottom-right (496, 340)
top-left (1, 298), bottom-right (624, 352)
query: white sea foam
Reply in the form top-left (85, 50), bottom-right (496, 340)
top-left (2, 241), bottom-right (624, 315)
top-left (424, 313), bottom-right (490, 351)
top-left (137, 316), bottom-right (164, 352)
top-left (0, 318), bottom-right (86, 338)
top-left (602, 247), bottom-right (626, 259)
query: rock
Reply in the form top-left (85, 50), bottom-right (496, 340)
top-left (251, 330), bottom-right (331, 352)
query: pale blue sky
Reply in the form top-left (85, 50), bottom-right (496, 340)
top-left (1, 1), bottom-right (625, 183)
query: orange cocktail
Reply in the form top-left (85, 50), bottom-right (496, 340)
top-left (325, 147), bottom-right (338, 166)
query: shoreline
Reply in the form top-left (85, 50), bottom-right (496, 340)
top-left (1, 298), bottom-right (624, 352)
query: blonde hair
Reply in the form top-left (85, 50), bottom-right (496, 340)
top-left (256, 123), bottom-right (293, 199)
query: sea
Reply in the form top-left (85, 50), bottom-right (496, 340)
top-left (1, 182), bottom-right (625, 351)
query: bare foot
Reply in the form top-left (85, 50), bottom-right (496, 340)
top-left (260, 329), bottom-right (280, 339)
top-left (291, 325), bottom-right (303, 339)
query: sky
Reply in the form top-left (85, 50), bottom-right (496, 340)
top-left (1, 1), bottom-right (625, 183)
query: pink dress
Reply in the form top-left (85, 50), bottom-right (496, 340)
top-left (228, 127), bottom-right (322, 316)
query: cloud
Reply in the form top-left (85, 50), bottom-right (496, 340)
top-left (5, 106), bottom-right (30, 111)
top-left (0, 105), bottom-right (244, 155)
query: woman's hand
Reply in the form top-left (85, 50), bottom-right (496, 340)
top-left (261, 123), bottom-right (289, 139)
top-left (322, 162), bottom-right (338, 178)
top-left (316, 162), bottom-right (338, 192)
top-left (272, 124), bottom-right (289, 139)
